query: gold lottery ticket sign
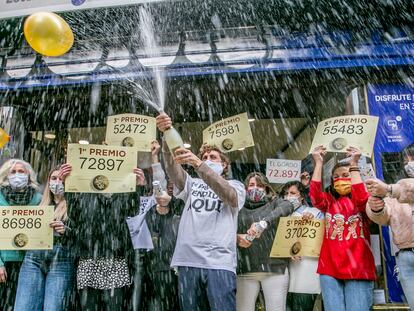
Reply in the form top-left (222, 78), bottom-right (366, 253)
top-left (270, 217), bottom-right (324, 258)
top-left (65, 144), bottom-right (137, 193)
top-left (105, 114), bottom-right (156, 152)
top-left (202, 112), bottom-right (254, 153)
top-left (0, 206), bottom-right (54, 250)
top-left (309, 115), bottom-right (379, 157)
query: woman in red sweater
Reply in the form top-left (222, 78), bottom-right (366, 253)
top-left (310, 145), bottom-right (375, 311)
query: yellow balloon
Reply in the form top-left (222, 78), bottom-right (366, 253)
top-left (24, 12), bottom-right (74, 57)
top-left (0, 128), bottom-right (9, 149)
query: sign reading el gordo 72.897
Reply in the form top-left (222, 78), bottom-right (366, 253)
top-left (0, 206), bottom-right (54, 250)
top-left (266, 159), bottom-right (301, 184)
top-left (106, 114), bottom-right (156, 152)
top-left (309, 115), bottom-right (379, 157)
top-left (65, 144), bottom-right (136, 193)
top-left (202, 112), bottom-right (254, 153)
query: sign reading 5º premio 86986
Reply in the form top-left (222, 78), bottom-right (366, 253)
top-left (270, 217), bottom-right (324, 258)
top-left (0, 206), bottom-right (54, 250)
top-left (202, 112), bottom-right (254, 153)
top-left (105, 114), bottom-right (156, 152)
top-left (309, 115), bottom-right (379, 157)
top-left (65, 144), bottom-right (136, 193)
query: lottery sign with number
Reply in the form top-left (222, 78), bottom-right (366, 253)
top-left (65, 144), bottom-right (136, 193)
top-left (106, 114), bottom-right (156, 152)
top-left (270, 217), bottom-right (324, 258)
top-left (309, 115), bottom-right (379, 157)
top-left (0, 206), bottom-right (54, 250)
top-left (202, 112), bottom-right (254, 153)
top-left (266, 159), bottom-right (301, 183)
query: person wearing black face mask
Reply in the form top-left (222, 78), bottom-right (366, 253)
top-left (14, 166), bottom-right (75, 311)
top-left (236, 172), bottom-right (293, 311)
top-left (0, 159), bottom-right (42, 311)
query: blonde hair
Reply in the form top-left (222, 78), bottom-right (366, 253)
top-left (0, 159), bottom-right (40, 191)
top-left (39, 167), bottom-right (67, 221)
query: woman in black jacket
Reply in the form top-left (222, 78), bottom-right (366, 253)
top-left (237, 172), bottom-right (293, 311)
top-left (61, 164), bottom-right (144, 311)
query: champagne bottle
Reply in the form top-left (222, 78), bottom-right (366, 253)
top-left (164, 126), bottom-right (184, 154)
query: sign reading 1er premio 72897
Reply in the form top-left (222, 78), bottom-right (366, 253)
top-left (65, 144), bottom-right (137, 193)
top-left (105, 114), bottom-right (156, 152)
top-left (0, 206), bottom-right (54, 250)
top-left (202, 113), bottom-right (254, 153)
top-left (309, 115), bottom-right (379, 157)
top-left (266, 159), bottom-right (301, 184)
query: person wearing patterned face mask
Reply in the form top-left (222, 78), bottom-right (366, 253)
top-left (366, 142), bottom-right (414, 310)
top-left (281, 181), bottom-right (324, 311)
top-left (0, 159), bottom-right (42, 310)
top-left (236, 172), bottom-right (293, 311)
top-left (14, 166), bottom-right (75, 311)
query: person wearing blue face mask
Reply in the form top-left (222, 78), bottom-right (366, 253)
top-left (281, 181), bottom-right (324, 311)
top-left (156, 113), bottom-right (246, 311)
top-left (237, 172), bottom-right (293, 311)
top-left (0, 159), bottom-right (42, 311)
top-left (14, 166), bottom-right (75, 311)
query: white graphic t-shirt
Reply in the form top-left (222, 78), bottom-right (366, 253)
top-left (171, 174), bottom-right (246, 273)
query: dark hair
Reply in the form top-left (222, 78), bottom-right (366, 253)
top-left (281, 181), bottom-right (306, 201)
top-left (329, 162), bottom-right (351, 199)
top-left (244, 172), bottom-right (276, 198)
top-left (198, 144), bottom-right (230, 177)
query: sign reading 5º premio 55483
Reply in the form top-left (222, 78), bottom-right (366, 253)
top-left (65, 144), bottom-right (136, 193)
top-left (309, 115), bottom-right (379, 157)
top-left (105, 114), bottom-right (156, 152)
top-left (202, 113), bottom-right (254, 153)
top-left (0, 206), bottom-right (54, 250)
top-left (270, 217), bottom-right (324, 258)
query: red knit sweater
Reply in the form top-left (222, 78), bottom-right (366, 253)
top-left (310, 180), bottom-right (376, 280)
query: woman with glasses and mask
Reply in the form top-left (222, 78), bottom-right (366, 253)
top-left (14, 166), bottom-right (75, 311)
top-left (366, 143), bottom-right (414, 310)
top-left (281, 180), bottom-right (324, 311)
top-left (0, 159), bottom-right (42, 311)
top-left (236, 172), bottom-right (293, 311)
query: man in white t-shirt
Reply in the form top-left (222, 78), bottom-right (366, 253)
top-left (156, 113), bottom-right (246, 311)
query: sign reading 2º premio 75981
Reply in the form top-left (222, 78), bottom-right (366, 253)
top-left (202, 112), bottom-right (254, 153)
top-left (0, 206), bottom-right (54, 250)
top-left (65, 144), bottom-right (136, 193)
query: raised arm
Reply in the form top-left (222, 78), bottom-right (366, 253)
top-left (309, 145), bottom-right (330, 212)
top-left (156, 114), bottom-right (187, 192)
top-left (347, 147), bottom-right (369, 210)
top-left (366, 178), bottom-right (414, 205)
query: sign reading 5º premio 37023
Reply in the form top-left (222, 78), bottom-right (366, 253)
top-left (0, 206), bottom-right (54, 250)
top-left (270, 217), bottom-right (324, 258)
top-left (65, 144), bottom-right (137, 193)
top-left (202, 112), bottom-right (254, 153)
top-left (309, 115), bottom-right (379, 157)
top-left (105, 114), bottom-right (156, 152)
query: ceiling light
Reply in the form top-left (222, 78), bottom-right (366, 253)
top-left (44, 133), bottom-right (56, 139)
top-left (238, 147), bottom-right (246, 151)
top-left (183, 143), bottom-right (191, 148)
top-left (248, 118), bottom-right (255, 122)
top-left (79, 140), bottom-right (89, 145)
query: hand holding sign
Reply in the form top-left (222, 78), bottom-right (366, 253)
top-left (309, 115), bottom-right (379, 157)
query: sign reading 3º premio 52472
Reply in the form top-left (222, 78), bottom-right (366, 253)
top-left (105, 114), bottom-right (156, 152)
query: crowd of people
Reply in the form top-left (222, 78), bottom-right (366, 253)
top-left (0, 112), bottom-right (413, 311)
